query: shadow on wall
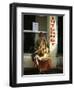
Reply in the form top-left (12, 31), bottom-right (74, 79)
top-left (50, 45), bottom-right (58, 69)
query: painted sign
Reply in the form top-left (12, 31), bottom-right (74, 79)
top-left (49, 16), bottom-right (58, 53)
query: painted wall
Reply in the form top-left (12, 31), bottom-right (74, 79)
top-left (23, 54), bottom-right (34, 68)
top-left (36, 16), bottom-right (47, 31)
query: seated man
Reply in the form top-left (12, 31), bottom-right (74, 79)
top-left (32, 32), bottom-right (51, 73)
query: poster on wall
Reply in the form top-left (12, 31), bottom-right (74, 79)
top-left (10, 3), bottom-right (72, 87)
top-left (32, 22), bottom-right (39, 32)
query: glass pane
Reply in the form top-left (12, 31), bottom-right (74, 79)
top-left (24, 32), bottom-right (47, 53)
top-left (24, 32), bottom-right (35, 53)
top-left (23, 15), bottom-right (35, 30)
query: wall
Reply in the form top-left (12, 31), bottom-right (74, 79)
top-left (0, 0), bottom-right (74, 90)
top-left (36, 16), bottom-right (47, 31)
top-left (23, 54), bottom-right (34, 68)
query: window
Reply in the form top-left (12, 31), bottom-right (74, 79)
top-left (23, 14), bottom-right (47, 54)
